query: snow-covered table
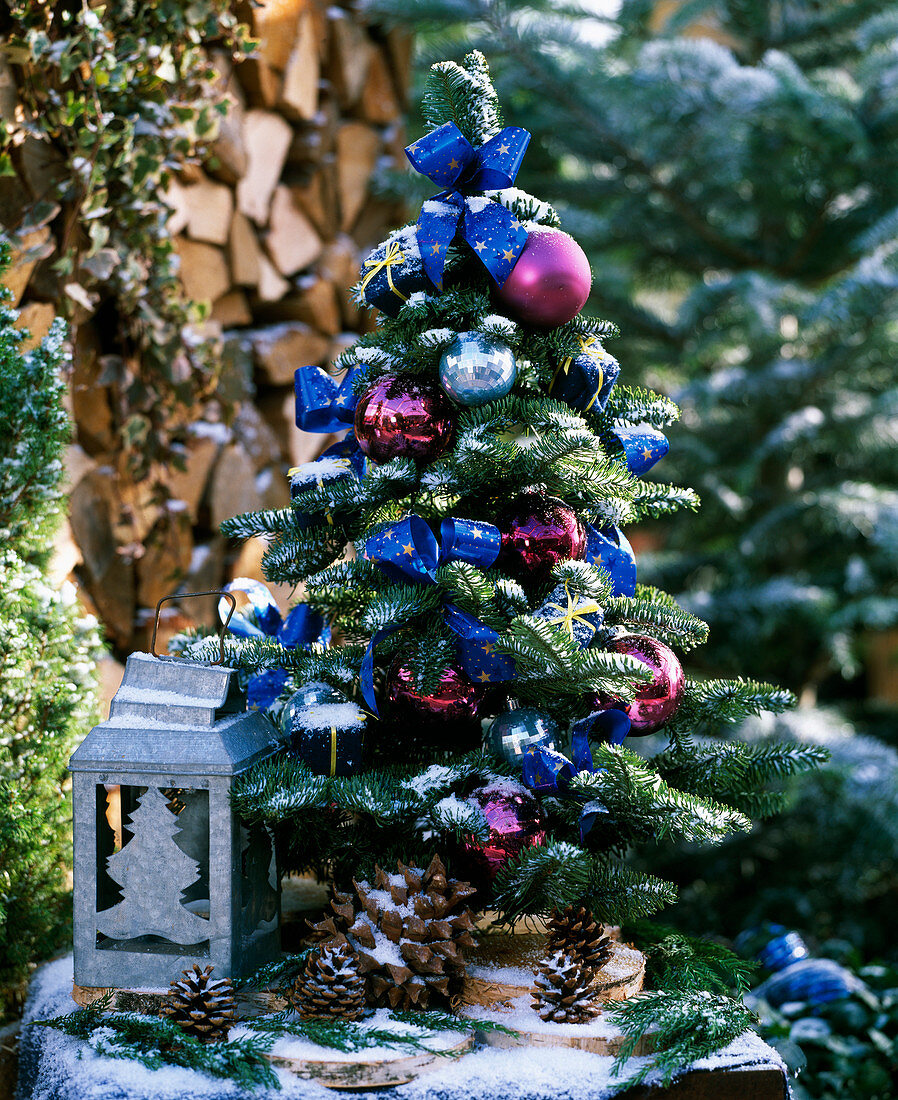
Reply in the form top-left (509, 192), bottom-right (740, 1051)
top-left (15, 958), bottom-right (788, 1100)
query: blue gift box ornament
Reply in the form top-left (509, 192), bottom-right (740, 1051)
top-left (356, 225), bottom-right (435, 318)
top-left (550, 335), bottom-right (621, 415)
top-left (583, 524), bottom-right (637, 598)
top-left (532, 580), bottom-right (604, 648)
top-left (612, 425), bottom-right (669, 476)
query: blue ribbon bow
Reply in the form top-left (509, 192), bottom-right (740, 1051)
top-left (294, 365), bottom-right (360, 435)
top-left (219, 580), bottom-right (330, 710)
top-left (405, 121), bottom-right (531, 289)
top-left (583, 524), bottom-right (637, 598)
top-left (359, 514), bottom-right (515, 714)
top-left (612, 425), bottom-right (669, 476)
top-left (523, 710), bottom-right (631, 839)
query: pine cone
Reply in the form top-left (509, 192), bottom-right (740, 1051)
top-left (309, 855), bottom-right (477, 1010)
top-left (286, 941), bottom-right (367, 1020)
top-left (531, 951), bottom-right (600, 1024)
top-left (545, 905), bottom-right (612, 969)
top-left (160, 964), bottom-right (237, 1042)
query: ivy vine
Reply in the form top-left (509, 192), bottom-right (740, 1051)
top-left (0, 0), bottom-right (253, 478)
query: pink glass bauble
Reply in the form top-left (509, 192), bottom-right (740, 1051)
top-left (497, 489), bottom-right (586, 578)
top-left (386, 660), bottom-right (483, 722)
top-left (594, 634), bottom-right (685, 735)
top-left (354, 374), bottom-right (456, 464)
top-left (462, 783), bottom-right (546, 880)
top-left (494, 227), bottom-right (592, 328)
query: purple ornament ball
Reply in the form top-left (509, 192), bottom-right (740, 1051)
top-left (461, 782), bottom-right (546, 880)
top-left (594, 633), bottom-right (685, 735)
top-left (386, 660), bottom-right (483, 723)
top-left (494, 227), bottom-right (592, 328)
top-left (497, 489), bottom-right (586, 579)
top-left (354, 374), bottom-right (456, 464)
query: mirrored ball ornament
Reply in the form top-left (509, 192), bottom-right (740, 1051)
top-left (487, 707), bottom-right (559, 765)
top-left (439, 332), bottom-right (517, 406)
top-left (386, 659), bottom-right (483, 723)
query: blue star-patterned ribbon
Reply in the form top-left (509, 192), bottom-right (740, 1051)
top-left (359, 514), bottom-right (515, 713)
top-left (523, 710), bottom-right (630, 839)
top-left (583, 524), bottom-right (637, 598)
top-left (219, 579), bottom-right (330, 710)
top-left (405, 121), bottom-right (531, 289)
top-left (294, 365), bottom-right (360, 434)
top-left (612, 425), bottom-right (669, 476)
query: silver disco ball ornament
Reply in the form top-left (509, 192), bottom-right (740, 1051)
top-left (439, 332), bottom-right (517, 406)
top-left (487, 707), bottom-right (559, 765)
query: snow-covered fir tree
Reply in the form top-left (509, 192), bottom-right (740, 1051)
top-left (375, 0), bottom-right (898, 703)
top-left (0, 246), bottom-right (99, 1015)
top-left (187, 54), bottom-right (825, 1067)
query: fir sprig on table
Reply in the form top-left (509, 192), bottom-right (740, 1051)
top-left (34, 1008), bottom-right (279, 1090)
top-left (609, 990), bottom-right (756, 1086)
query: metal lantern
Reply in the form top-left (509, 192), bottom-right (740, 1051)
top-left (70, 594), bottom-right (283, 990)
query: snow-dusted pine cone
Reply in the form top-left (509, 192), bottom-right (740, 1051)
top-left (545, 905), bottom-right (613, 969)
top-left (309, 855), bottom-right (477, 1009)
top-left (160, 964), bottom-right (237, 1042)
top-left (286, 940), bottom-right (367, 1020)
top-left (531, 951), bottom-right (600, 1023)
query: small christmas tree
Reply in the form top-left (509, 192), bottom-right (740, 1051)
top-left (199, 54), bottom-right (823, 1067)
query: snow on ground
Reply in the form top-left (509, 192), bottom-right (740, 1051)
top-left (17, 956), bottom-right (785, 1100)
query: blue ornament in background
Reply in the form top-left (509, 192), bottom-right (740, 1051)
top-left (760, 959), bottom-right (860, 1008)
top-left (439, 332), bottom-right (517, 406)
top-left (758, 928), bottom-right (810, 973)
top-left (487, 707), bottom-right (560, 765)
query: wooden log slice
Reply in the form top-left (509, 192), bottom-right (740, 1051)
top-left (457, 1003), bottom-right (653, 1057)
top-left (265, 1031), bottom-right (475, 1090)
top-left (460, 938), bottom-right (646, 1009)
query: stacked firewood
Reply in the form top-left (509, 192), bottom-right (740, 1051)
top-left (3, 0), bottom-right (410, 663)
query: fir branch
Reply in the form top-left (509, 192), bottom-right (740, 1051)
top-left (609, 991), bottom-right (755, 1086)
top-left (249, 1012), bottom-right (465, 1057)
top-left (639, 928), bottom-right (754, 995)
top-left (231, 754), bottom-right (328, 823)
top-left (421, 51), bottom-right (502, 146)
top-left (585, 864), bottom-right (679, 924)
top-left (631, 481), bottom-right (701, 518)
top-left (603, 595), bottom-right (710, 651)
top-left (35, 1010), bottom-right (278, 1090)
top-left (492, 841), bottom-right (594, 922)
top-left (604, 385), bottom-right (681, 427)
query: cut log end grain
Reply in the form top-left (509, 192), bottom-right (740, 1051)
top-left (237, 110), bottom-right (293, 225)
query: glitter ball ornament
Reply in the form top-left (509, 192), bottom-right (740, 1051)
top-left (354, 374), bottom-right (456, 464)
top-left (593, 634), bottom-right (685, 735)
top-left (386, 660), bottom-right (483, 722)
top-left (497, 490), bottom-right (586, 578)
top-left (494, 227), bottom-right (591, 328)
top-left (439, 332), bottom-right (517, 406)
top-left (487, 707), bottom-right (559, 765)
top-left (462, 783), bottom-right (546, 880)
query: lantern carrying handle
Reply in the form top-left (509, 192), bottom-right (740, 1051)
top-left (151, 591), bottom-right (237, 665)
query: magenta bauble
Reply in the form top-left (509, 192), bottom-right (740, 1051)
top-left (494, 227), bottom-right (592, 328)
top-left (386, 660), bottom-right (483, 722)
top-left (593, 634), bottom-right (685, 735)
top-left (497, 489), bottom-right (586, 578)
top-left (461, 782), bottom-right (546, 880)
top-left (354, 374), bottom-right (456, 464)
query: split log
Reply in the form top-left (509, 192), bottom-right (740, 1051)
top-left (265, 184), bottom-right (323, 275)
top-left (280, 11), bottom-right (321, 120)
top-left (174, 238), bottom-right (231, 304)
top-left (257, 254), bottom-right (291, 302)
top-left (14, 301), bottom-right (55, 352)
top-left (358, 47), bottom-right (400, 125)
top-left (336, 122), bottom-right (381, 231)
top-left (184, 173), bottom-right (234, 245)
top-left (211, 289), bottom-right (253, 327)
top-left (327, 10), bottom-right (374, 109)
top-left (237, 109), bottom-right (293, 225)
top-left (228, 210), bottom-right (263, 288)
top-left (252, 320), bottom-right (331, 384)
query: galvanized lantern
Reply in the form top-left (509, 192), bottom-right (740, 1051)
top-left (70, 593), bottom-right (284, 990)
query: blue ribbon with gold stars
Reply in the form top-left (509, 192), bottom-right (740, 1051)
top-left (612, 425), bottom-right (669, 476)
top-left (359, 514), bottom-right (515, 713)
top-left (294, 365), bottom-right (360, 434)
top-left (523, 710), bottom-right (630, 839)
top-left (405, 121), bottom-right (531, 289)
top-left (583, 524), bottom-right (637, 597)
top-left (218, 579), bottom-right (330, 710)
